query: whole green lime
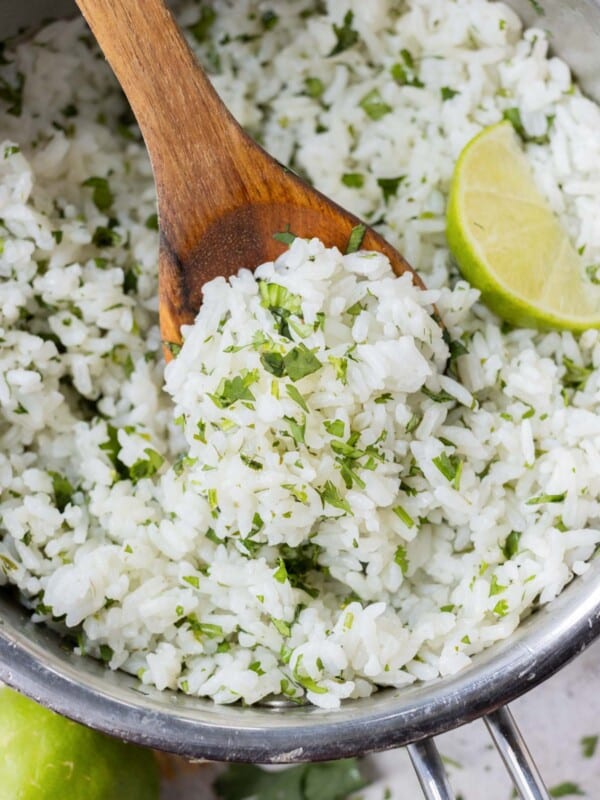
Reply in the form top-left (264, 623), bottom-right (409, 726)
top-left (0, 687), bottom-right (160, 800)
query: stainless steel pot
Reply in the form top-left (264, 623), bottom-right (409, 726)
top-left (1, 3), bottom-right (600, 798)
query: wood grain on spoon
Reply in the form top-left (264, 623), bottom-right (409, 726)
top-left (74, 0), bottom-right (421, 353)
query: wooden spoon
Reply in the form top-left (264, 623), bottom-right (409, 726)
top-left (74, 0), bottom-right (421, 353)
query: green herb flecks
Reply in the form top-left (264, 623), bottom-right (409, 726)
top-left (163, 340), bottom-right (182, 357)
top-left (286, 383), bottom-right (309, 412)
top-left (392, 506), bottom-right (415, 528)
top-left (129, 448), bottom-right (164, 483)
top-left (209, 370), bottom-right (259, 409)
top-left (82, 176), bottom-right (114, 212)
top-left (304, 76), bottom-right (325, 98)
top-left (502, 531), bottom-right (521, 560)
top-left (341, 172), bottom-right (364, 189)
top-left (272, 226), bottom-right (297, 245)
top-left (283, 344), bottom-right (322, 382)
top-left (526, 492), bottom-right (566, 505)
top-left (441, 86), bottom-right (460, 101)
top-left (390, 48), bottom-right (423, 88)
top-left (394, 545), bottom-right (409, 573)
top-left (581, 735), bottom-right (598, 759)
top-left (48, 471), bottom-right (75, 513)
top-left (562, 356), bottom-right (593, 392)
top-left (324, 419), bottom-right (345, 438)
top-left (329, 10), bottom-right (359, 56)
top-left (503, 107), bottom-right (554, 144)
top-left (0, 71), bottom-right (25, 116)
top-left (359, 88), bottom-right (392, 121)
top-left (432, 451), bottom-right (463, 490)
top-left (346, 223), bottom-right (366, 254)
top-left (377, 175), bottom-right (405, 203)
top-left (189, 5), bottom-right (216, 42)
top-left (259, 280), bottom-right (303, 339)
top-left (549, 782), bottom-right (585, 797)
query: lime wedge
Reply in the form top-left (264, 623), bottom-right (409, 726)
top-left (446, 120), bottom-right (600, 331)
top-left (0, 686), bottom-right (160, 800)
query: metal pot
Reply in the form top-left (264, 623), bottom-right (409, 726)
top-left (1, 2), bottom-right (600, 798)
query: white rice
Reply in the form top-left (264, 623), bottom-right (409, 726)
top-left (0, 0), bottom-right (599, 707)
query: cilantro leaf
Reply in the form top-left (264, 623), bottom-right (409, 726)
top-left (549, 783), bottom-right (585, 797)
top-left (283, 344), bottom-right (322, 382)
top-left (359, 88), bottom-right (392, 120)
top-left (189, 5), bottom-right (216, 42)
top-left (318, 480), bottom-right (352, 514)
top-left (441, 86), bottom-right (460, 101)
top-left (209, 370), bottom-right (259, 408)
top-left (377, 175), bottom-right (405, 203)
top-left (502, 530), bottom-right (521, 559)
top-left (329, 11), bottom-right (359, 57)
top-left (82, 176), bottom-right (114, 212)
top-left (581, 735), bottom-right (598, 759)
top-left (48, 471), bottom-right (75, 513)
top-left (286, 383), bottom-right (309, 412)
top-left (346, 223), bottom-right (366, 254)
top-left (129, 448), bottom-right (164, 483)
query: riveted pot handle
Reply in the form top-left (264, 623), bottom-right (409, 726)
top-left (407, 705), bottom-right (550, 800)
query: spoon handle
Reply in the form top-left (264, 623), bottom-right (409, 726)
top-left (74, 0), bottom-right (253, 231)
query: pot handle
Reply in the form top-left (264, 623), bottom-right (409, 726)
top-left (407, 705), bottom-right (550, 800)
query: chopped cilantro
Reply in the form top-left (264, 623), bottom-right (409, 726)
top-left (209, 370), bottom-right (259, 408)
top-left (392, 506), bottom-right (415, 528)
top-left (432, 452), bottom-right (463, 489)
top-left (240, 453), bottom-right (263, 471)
top-left (92, 225), bottom-right (121, 248)
top-left (283, 344), bottom-right (322, 382)
top-left (562, 356), bottom-right (593, 391)
top-left (286, 383), bottom-right (309, 412)
top-left (581, 735), bottom-right (598, 758)
top-left (318, 480), bottom-right (351, 514)
top-left (284, 415), bottom-right (306, 445)
top-left (359, 88), bottom-right (392, 120)
top-left (48, 471), bottom-right (75, 513)
top-left (173, 454), bottom-right (198, 476)
top-left (422, 386), bottom-right (455, 403)
top-left (0, 71), bottom-right (25, 116)
top-left (99, 644), bottom-right (113, 663)
top-left (493, 599), bottom-right (509, 617)
top-left (183, 575), bottom-right (200, 589)
top-left (377, 175), bottom-right (405, 203)
top-left (145, 212), bottom-right (159, 230)
top-left (346, 223), bottom-right (366, 254)
top-left (394, 545), bottom-right (409, 573)
top-left (329, 10), bottom-right (359, 56)
top-left (441, 86), bottom-right (460, 101)
top-left (82, 176), bottom-right (114, 212)
top-left (502, 531), bottom-right (521, 559)
top-left (304, 76), bottom-right (325, 98)
top-left (3, 144), bottom-right (20, 158)
top-left (272, 226), bottom-right (297, 245)
top-left (163, 340), bottom-right (182, 357)
top-left (189, 5), bottom-right (216, 42)
top-left (129, 448), bottom-right (164, 483)
top-left (261, 351), bottom-right (285, 377)
top-left (503, 107), bottom-right (554, 144)
top-left (526, 492), bottom-right (566, 505)
top-left (549, 782), bottom-right (584, 797)
top-left (341, 172), bottom-right (364, 188)
top-left (273, 558), bottom-right (288, 583)
top-left (489, 575), bottom-right (506, 596)
top-left (390, 63), bottom-right (424, 88)
top-left (324, 419), bottom-right (345, 438)
top-left (271, 617), bottom-right (291, 637)
top-left (328, 355), bottom-right (348, 383)
top-left (527, 0), bottom-right (545, 14)
top-left (261, 10), bottom-right (278, 29)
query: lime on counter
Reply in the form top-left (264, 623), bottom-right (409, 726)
top-left (446, 120), bottom-right (600, 331)
top-left (0, 687), bottom-right (160, 800)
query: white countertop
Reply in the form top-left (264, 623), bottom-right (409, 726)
top-left (162, 637), bottom-right (600, 798)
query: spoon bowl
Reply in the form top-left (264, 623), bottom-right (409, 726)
top-left (73, 0), bottom-right (420, 351)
